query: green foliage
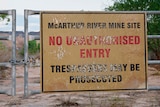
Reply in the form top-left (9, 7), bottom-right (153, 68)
top-left (106, 0), bottom-right (160, 11)
top-left (105, 0), bottom-right (160, 59)
top-left (0, 14), bottom-right (7, 21)
top-left (29, 40), bottom-right (39, 54)
top-left (0, 14), bottom-right (10, 24)
top-left (19, 40), bottom-right (40, 56)
top-left (37, 43), bottom-right (40, 52)
top-left (19, 47), bottom-right (24, 56)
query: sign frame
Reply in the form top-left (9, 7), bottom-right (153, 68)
top-left (40, 11), bottom-right (147, 92)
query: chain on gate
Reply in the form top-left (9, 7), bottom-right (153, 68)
top-left (9, 56), bottom-right (40, 66)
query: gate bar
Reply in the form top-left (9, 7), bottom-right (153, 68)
top-left (148, 35), bottom-right (160, 39)
top-left (29, 35), bottom-right (40, 40)
top-left (0, 62), bottom-right (10, 67)
top-left (0, 89), bottom-right (12, 95)
top-left (24, 10), bottom-right (41, 97)
top-left (0, 90), bottom-right (8, 94)
top-left (147, 11), bottom-right (160, 14)
top-left (11, 9), bottom-right (16, 96)
top-left (148, 60), bottom-right (160, 64)
top-left (27, 10), bottom-right (160, 15)
top-left (29, 90), bottom-right (40, 95)
top-left (0, 10), bottom-right (12, 15)
top-left (24, 10), bottom-right (29, 97)
top-left (0, 35), bottom-right (11, 40)
top-left (148, 86), bottom-right (160, 90)
top-left (28, 34), bottom-right (160, 41)
top-left (27, 10), bottom-right (40, 15)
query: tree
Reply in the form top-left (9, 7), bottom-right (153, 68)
top-left (105, 0), bottom-right (160, 59)
top-left (0, 14), bottom-right (7, 21)
top-left (0, 14), bottom-right (10, 24)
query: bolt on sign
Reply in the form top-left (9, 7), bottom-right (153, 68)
top-left (40, 11), bottom-right (147, 92)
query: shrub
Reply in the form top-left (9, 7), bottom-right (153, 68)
top-left (19, 40), bottom-right (40, 56)
top-left (28, 40), bottom-right (37, 54)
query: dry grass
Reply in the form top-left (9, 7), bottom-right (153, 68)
top-left (0, 43), bottom-right (11, 62)
top-left (0, 67), bottom-right (11, 79)
top-left (7, 96), bottom-right (21, 106)
top-left (0, 42), bottom-right (11, 79)
top-left (55, 96), bottom-right (79, 107)
top-left (151, 71), bottom-right (160, 76)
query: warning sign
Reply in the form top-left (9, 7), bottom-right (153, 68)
top-left (40, 11), bottom-right (147, 92)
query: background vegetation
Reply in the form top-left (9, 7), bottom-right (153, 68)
top-left (0, 14), bottom-right (10, 24)
top-left (19, 40), bottom-right (40, 56)
top-left (105, 0), bottom-right (160, 59)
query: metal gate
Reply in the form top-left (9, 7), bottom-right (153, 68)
top-left (24, 10), bottom-right (160, 96)
top-left (0, 9), bottom-right (16, 96)
top-left (23, 10), bottom-right (40, 97)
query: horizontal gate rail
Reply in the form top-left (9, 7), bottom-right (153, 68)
top-left (29, 35), bottom-right (40, 40)
top-left (148, 35), bottom-right (160, 39)
top-left (146, 11), bottom-right (160, 14)
top-left (148, 60), bottom-right (160, 64)
top-left (0, 35), bottom-right (12, 40)
top-left (0, 10), bottom-right (13, 15)
top-left (0, 62), bottom-right (10, 67)
top-left (0, 90), bottom-right (12, 95)
top-left (28, 34), bottom-right (160, 41)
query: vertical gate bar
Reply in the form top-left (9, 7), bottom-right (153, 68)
top-left (24, 10), bottom-right (29, 97)
top-left (11, 9), bottom-right (16, 96)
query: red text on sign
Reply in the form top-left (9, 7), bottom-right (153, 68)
top-left (80, 48), bottom-right (111, 58)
